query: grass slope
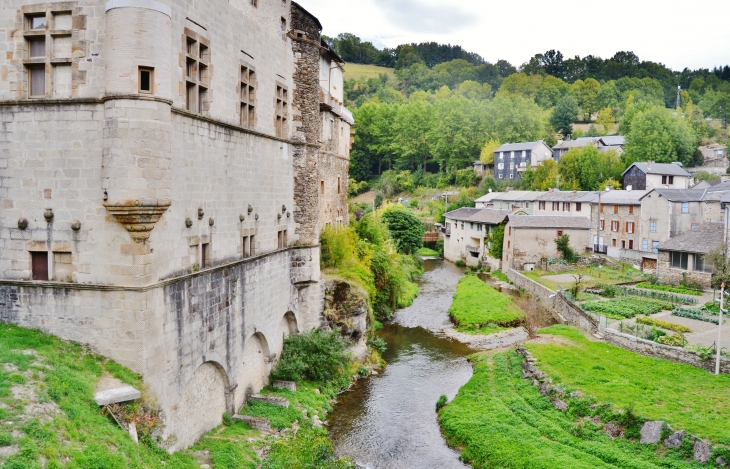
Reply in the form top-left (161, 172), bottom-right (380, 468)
top-left (449, 275), bottom-right (524, 327)
top-left (344, 63), bottom-right (395, 80)
top-left (527, 325), bottom-right (730, 442)
top-left (439, 350), bottom-right (705, 468)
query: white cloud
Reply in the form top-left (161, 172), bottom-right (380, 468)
top-left (301, 0), bottom-right (730, 70)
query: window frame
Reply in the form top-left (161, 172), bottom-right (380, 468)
top-left (682, 202), bottom-right (689, 214)
top-left (650, 221), bottom-right (657, 233)
top-left (138, 67), bottom-right (154, 94)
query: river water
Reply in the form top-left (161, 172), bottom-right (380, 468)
top-left (328, 259), bottom-right (475, 469)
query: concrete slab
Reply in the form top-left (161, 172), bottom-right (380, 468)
top-left (94, 385), bottom-right (141, 406)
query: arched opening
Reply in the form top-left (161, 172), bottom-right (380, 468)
top-left (235, 332), bottom-right (271, 409)
top-left (165, 361), bottom-right (229, 452)
top-left (281, 311), bottom-right (299, 337)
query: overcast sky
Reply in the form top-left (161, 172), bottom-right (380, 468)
top-left (302, 0), bottom-right (730, 71)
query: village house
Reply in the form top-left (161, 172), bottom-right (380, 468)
top-left (587, 189), bottom-right (648, 254)
top-left (597, 135), bottom-right (625, 154)
top-left (502, 215), bottom-right (592, 271)
top-left (622, 162), bottom-right (692, 190)
top-left (656, 222), bottom-right (723, 288)
top-left (552, 137), bottom-right (601, 161)
top-left (533, 190), bottom-right (594, 218)
top-left (687, 144), bottom-right (729, 177)
top-left (443, 208), bottom-right (509, 269)
top-left (474, 191), bottom-right (538, 213)
top-left (493, 141), bottom-right (553, 181)
top-left (0, 0), bottom-right (350, 450)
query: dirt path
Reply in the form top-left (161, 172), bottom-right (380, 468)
top-left (440, 326), bottom-right (528, 350)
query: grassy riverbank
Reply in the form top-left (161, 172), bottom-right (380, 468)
top-left (527, 325), bottom-right (730, 442)
top-left (439, 348), bottom-right (708, 468)
top-left (0, 324), bottom-right (356, 469)
top-left (449, 275), bottom-right (524, 330)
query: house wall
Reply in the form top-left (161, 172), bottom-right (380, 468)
top-left (656, 250), bottom-right (713, 288)
top-left (639, 193), bottom-right (707, 251)
top-left (622, 166), bottom-right (647, 191)
top-left (443, 217), bottom-right (487, 265)
top-left (503, 225), bottom-right (590, 270)
top-left (534, 199), bottom-right (591, 218)
top-left (645, 173), bottom-right (690, 190)
top-left (591, 203), bottom-right (641, 250)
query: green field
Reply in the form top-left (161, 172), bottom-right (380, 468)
top-left (440, 349), bottom-right (707, 468)
top-left (416, 247), bottom-right (440, 257)
top-left (449, 275), bottom-right (524, 328)
top-left (527, 325), bottom-right (730, 442)
top-left (344, 63), bottom-right (395, 80)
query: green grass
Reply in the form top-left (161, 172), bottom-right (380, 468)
top-left (636, 283), bottom-right (703, 296)
top-left (527, 325), bottom-right (730, 442)
top-left (0, 323), bottom-right (249, 469)
top-left (581, 298), bottom-right (672, 319)
top-left (449, 276), bottom-right (524, 327)
top-left (344, 63), bottom-right (395, 80)
top-left (416, 247), bottom-right (440, 257)
top-left (439, 349), bottom-right (704, 468)
top-left (491, 270), bottom-right (509, 282)
top-left (525, 265), bottom-right (647, 291)
top-left (455, 324), bottom-right (508, 336)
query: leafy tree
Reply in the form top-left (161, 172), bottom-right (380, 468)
top-left (496, 73), bottom-right (542, 100)
top-left (558, 147), bottom-right (624, 190)
top-left (392, 100), bottom-right (433, 171)
top-left (455, 168), bottom-right (480, 187)
top-left (597, 80), bottom-right (621, 110)
top-left (454, 80), bottom-right (493, 101)
top-left (381, 206), bottom-right (424, 254)
top-left (554, 235), bottom-right (577, 263)
top-left (395, 45), bottom-right (426, 70)
top-left (271, 329), bottom-right (351, 384)
top-left (693, 171), bottom-right (721, 182)
top-left (536, 75), bottom-right (570, 108)
top-left (550, 95), bottom-right (579, 137)
top-left (479, 139), bottom-right (501, 165)
top-left (523, 159), bottom-right (558, 190)
top-left (623, 105), bottom-right (697, 166)
top-left (599, 178), bottom-right (622, 190)
top-left (485, 96), bottom-right (547, 143)
top-left (596, 107), bottom-right (615, 133)
top-left (428, 96), bottom-right (488, 173)
top-left (571, 78), bottom-right (600, 121)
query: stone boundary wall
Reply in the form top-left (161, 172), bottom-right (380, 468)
top-left (507, 269), bottom-right (730, 374)
top-left (603, 328), bottom-right (730, 374)
top-left (506, 269), bottom-right (598, 333)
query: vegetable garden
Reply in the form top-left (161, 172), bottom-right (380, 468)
top-left (582, 298), bottom-right (672, 319)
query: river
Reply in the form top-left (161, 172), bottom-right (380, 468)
top-left (328, 259), bottom-right (475, 469)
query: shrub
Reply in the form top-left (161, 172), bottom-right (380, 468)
top-left (376, 170), bottom-right (414, 197)
top-left (487, 225), bottom-right (504, 259)
top-left (635, 316), bottom-right (692, 333)
top-left (381, 206), bottom-right (424, 254)
top-left (436, 395), bottom-right (448, 411)
top-left (367, 337), bottom-right (387, 354)
top-left (554, 235), bottom-right (577, 263)
top-left (271, 329), bottom-right (352, 386)
top-left (455, 168), bottom-right (480, 187)
top-left (656, 334), bottom-right (687, 347)
top-left (491, 270), bottom-right (509, 282)
top-left (455, 260), bottom-right (466, 268)
top-left (409, 199), bottom-right (418, 208)
top-left (348, 178), bottom-right (370, 197)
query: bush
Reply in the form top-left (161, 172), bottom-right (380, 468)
top-left (271, 329), bottom-right (352, 386)
top-left (381, 206), bottom-right (424, 254)
top-left (436, 395), bottom-right (448, 410)
top-left (487, 225), bottom-right (504, 259)
top-left (409, 199), bottom-right (418, 208)
top-left (455, 260), bottom-right (466, 268)
top-left (554, 235), bottom-right (577, 263)
top-left (455, 168), bottom-right (480, 187)
top-left (367, 337), bottom-right (387, 354)
top-left (376, 170), bottom-right (414, 197)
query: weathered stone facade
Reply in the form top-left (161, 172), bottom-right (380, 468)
top-left (0, 0), bottom-right (351, 451)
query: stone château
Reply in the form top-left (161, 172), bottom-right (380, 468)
top-left (0, 0), bottom-right (352, 450)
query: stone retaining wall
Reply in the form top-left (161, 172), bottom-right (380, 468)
top-left (603, 328), bottom-right (730, 374)
top-left (506, 269), bottom-right (598, 333)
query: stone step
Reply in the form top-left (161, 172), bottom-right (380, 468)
top-left (248, 394), bottom-right (290, 407)
top-left (272, 380), bottom-right (297, 391)
top-left (95, 385), bottom-right (141, 406)
top-left (233, 415), bottom-right (272, 432)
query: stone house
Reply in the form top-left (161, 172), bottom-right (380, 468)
top-left (638, 188), bottom-right (727, 256)
top-left (656, 223), bottom-right (723, 288)
top-left (0, 0), bottom-right (350, 451)
top-left (597, 135), bottom-right (625, 154)
top-left (493, 141), bottom-right (553, 181)
top-left (687, 144), bottom-right (728, 177)
top-left (474, 190), bottom-right (537, 214)
top-left (502, 216), bottom-right (592, 270)
top-left (443, 208), bottom-right (509, 269)
top-left (587, 189), bottom-right (648, 253)
top-left (622, 162), bottom-right (692, 190)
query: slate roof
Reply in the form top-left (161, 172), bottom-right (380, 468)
top-left (444, 208), bottom-right (481, 222)
top-left (599, 136), bottom-right (625, 146)
top-left (657, 223), bottom-right (724, 254)
top-left (494, 141), bottom-right (548, 152)
top-left (552, 138), bottom-right (599, 150)
top-left (508, 215), bottom-right (592, 229)
top-left (535, 191), bottom-right (594, 202)
top-left (705, 181), bottom-right (730, 193)
top-left (467, 209), bottom-right (511, 225)
top-left (642, 189), bottom-right (706, 202)
top-left (621, 162), bottom-right (691, 177)
top-left (593, 190), bottom-right (649, 205)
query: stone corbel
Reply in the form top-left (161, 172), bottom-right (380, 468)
top-left (103, 199), bottom-right (172, 243)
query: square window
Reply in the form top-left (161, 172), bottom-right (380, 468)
top-left (556, 230), bottom-right (563, 237)
top-left (29, 15), bottom-right (46, 30)
top-left (139, 67), bottom-right (153, 93)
